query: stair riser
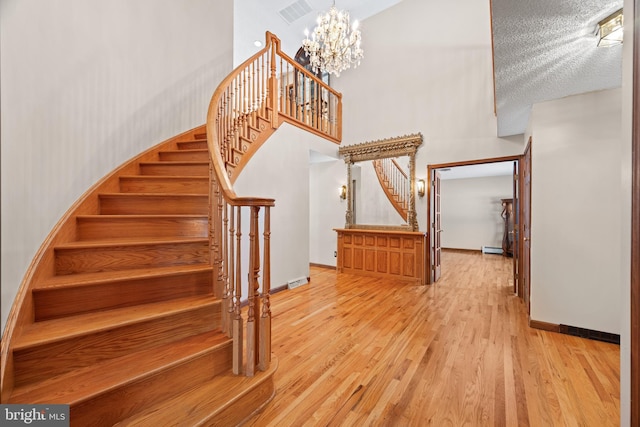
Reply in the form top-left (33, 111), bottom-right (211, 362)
top-left (140, 163), bottom-right (209, 176)
top-left (55, 241), bottom-right (209, 275)
top-left (71, 343), bottom-right (232, 426)
top-left (77, 216), bottom-right (208, 240)
top-left (13, 303), bottom-right (221, 388)
top-left (99, 195), bottom-right (208, 215)
top-left (119, 177), bottom-right (208, 194)
top-left (159, 151), bottom-right (209, 162)
top-left (177, 140), bottom-right (208, 150)
top-left (33, 270), bottom-right (213, 321)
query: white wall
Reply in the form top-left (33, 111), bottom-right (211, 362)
top-left (306, 0), bottom-right (525, 268)
top-left (0, 0), bottom-right (234, 332)
top-left (530, 88), bottom-right (622, 335)
top-left (235, 124), bottom-right (341, 288)
top-left (440, 175), bottom-right (513, 251)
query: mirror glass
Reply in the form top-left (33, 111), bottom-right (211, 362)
top-left (354, 156), bottom-right (412, 227)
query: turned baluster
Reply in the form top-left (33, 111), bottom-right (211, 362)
top-left (226, 205), bottom-right (235, 338)
top-left (221, 200), bottom-right (230, 335)
top-left (232, 206), bottom-right (243, 375)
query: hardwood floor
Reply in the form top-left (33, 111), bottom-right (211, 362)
top-left (243, 250), bottom-right (619, 426)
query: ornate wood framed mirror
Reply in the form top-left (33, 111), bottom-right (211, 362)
top-left (338, 133), bottom-right (423, 231)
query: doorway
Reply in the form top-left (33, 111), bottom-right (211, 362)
top-left (427, 155), bottom-right (526, 299)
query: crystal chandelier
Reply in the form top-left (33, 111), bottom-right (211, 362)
top-left (302, 1), bottom-right (363, 77)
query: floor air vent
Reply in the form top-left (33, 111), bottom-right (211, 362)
top-left (559, 324), bottom-right (620, 344)
top-left (287, 276), bottom-right (308, 289)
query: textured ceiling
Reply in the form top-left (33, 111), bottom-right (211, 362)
top-left (492, 0), bottom-right (623, 136)
top-left (237, 0), bottom-right (624, 137)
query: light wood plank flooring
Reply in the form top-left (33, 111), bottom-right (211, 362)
top-left (244, 250), bottom-right (619, 426)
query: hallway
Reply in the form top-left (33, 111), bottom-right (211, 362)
top-left (244, 250), bottom-right (619, 426)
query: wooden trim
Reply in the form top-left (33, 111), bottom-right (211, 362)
top-left (338, 133), bottom-right (423, 163)
top-left (426, 155), bottom-right (522, 287)
top-left (427, 165), bottom-right (433, 284)
top-left (309, 263), bottom-right (335, 270)
top-left (632, 0), bottom-right (640, 423)
top-left (529, 319), bottom-right (560, 333)
top-left (442, 248), bottom-right (482, 253)
top-left (489, 0), bottom-right (497, 116)
top-left (270, 284), bottom-right (289, 295)
top-left (427, 154), bottom-right (521, 171)
top-left (348, 224), bottom-right (412, 231)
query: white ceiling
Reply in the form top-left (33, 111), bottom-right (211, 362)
top-left (234, 0), bottom-right (402, 64)
top-left (237, 0), bottom-right (624, 163)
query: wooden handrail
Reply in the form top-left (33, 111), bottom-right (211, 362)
top-left (373, 158), bottom-right (409, 221)
top-left (205, 32), bottom-right (341, 376)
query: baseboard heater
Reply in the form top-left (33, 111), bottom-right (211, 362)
top-left (481, 246), bottom-right (503, 255)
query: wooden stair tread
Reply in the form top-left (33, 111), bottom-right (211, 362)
top-left (119, 175), bottom-right (208, 180)
top-left (35, 264), bottom-right (212, 289)
top-left (77, 214), bottom-right (207, 219)
top-left (76, 214), bottom-right (208, 221)
top-left (160, 149), bottom-right (208, 154)
top-left (55, 236), bottom-right (208, 249)
top-left (9, 331), bottom-right (231, 405)
top-left (139, 161), bottom-right (208, 166)
top-left (179, 138), bottom-right (207, 143)
top-left (116, 355), bottom-right (278, 426)
top-left (15, 295), bottom-right (219, 350)
top-left (99, 192), bottom-right (207, 197)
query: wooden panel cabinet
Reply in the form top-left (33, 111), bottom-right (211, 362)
top-left (335, 229), bottom-right (428, 285)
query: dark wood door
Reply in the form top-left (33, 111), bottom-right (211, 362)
top-left (512, 161), bottom-right (519, 294)
top-left (433, 170), bottom-right (442, 282)
top-left (522, 140), bottom-right (532, 313)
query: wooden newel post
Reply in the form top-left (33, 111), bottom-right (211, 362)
top-left (259, 206), bottom-right (272, 371)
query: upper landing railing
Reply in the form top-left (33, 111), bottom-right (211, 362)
top-left (205, 32), bottom-right (342, 376)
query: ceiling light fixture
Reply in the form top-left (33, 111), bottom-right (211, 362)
top-left (302, 1), bottom-right (363, 77)
top-left (596, 9), bottom-right (623, 47)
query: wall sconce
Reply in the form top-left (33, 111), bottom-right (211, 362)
top-left (339, 185), bottom-right (347, 200)
top-left (417, 179), bottom-right (425, 198)
top-left (597, 9), bottom-right (623, 47)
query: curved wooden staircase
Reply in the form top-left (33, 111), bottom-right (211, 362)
top-left (373, 158), bottom-right (409, 221)
top-left (1, 33), bottom-right (341, 425)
